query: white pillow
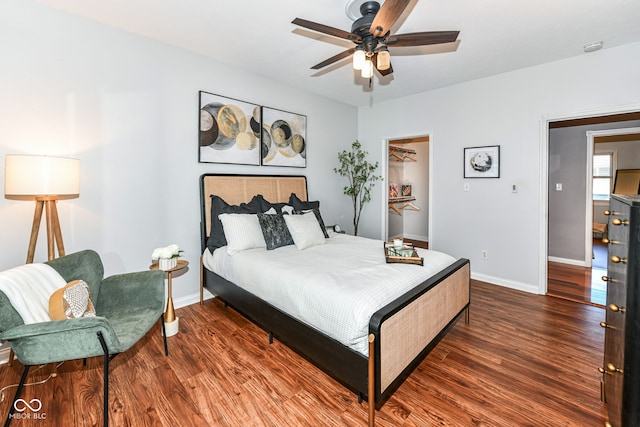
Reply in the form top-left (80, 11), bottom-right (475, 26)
top-left (283, 211), bottom-right (327, 250)
top-left (218, 213), bottom-right (266, 255)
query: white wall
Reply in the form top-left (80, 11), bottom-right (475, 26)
top-left (358, 41), bottom-right (640, 293)
top-left (0, 1), bottom-right (357, 305)
top-left (402, 141), bottom-right (429, 241)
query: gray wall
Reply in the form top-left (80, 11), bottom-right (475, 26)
top-left (402, 141), bottom-right (429, 241)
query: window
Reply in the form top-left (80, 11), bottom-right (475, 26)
top-left (593, 152), bottom-right (614, 201)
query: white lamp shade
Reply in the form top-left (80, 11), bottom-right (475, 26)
top-left (377, 49), bottom-right (391, 71)
top-left (353, 49), bottom-right (366, 70)
top-left (4, 155), bottom-right (80, 196)
top-left (361, 59), bottom-right (374, 78)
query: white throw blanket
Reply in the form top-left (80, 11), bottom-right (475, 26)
top-left (0, 263), bottom-right (67, 324)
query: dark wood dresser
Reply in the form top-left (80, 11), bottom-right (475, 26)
top-left (601, 194), bottom-right (640, 427)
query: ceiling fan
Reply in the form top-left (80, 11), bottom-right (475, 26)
top-left (292, 0), bottom-right (459, 79)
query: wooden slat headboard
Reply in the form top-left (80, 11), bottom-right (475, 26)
top-left (200, 174), bottom-right (308, 247)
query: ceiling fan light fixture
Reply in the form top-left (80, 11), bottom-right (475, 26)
top-left (353, 48), bottom-right (366, 70)
top-left (377, 47), bottom-right (390, 71)
top-left (361, 58), bottom-right (374, 78)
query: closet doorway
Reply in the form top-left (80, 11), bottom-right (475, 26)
top-left (385, 135), bottom-right (430, 248)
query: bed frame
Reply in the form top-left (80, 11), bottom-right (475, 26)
top-left (199, 174), bottom-right (470, 426)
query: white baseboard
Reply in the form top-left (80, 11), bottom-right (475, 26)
top-left (471, 272), bottom-right (539, 294)
top-left (173, 288), bottom-right (215, 309)
top-left (548, 256), bottom-right (587, 267)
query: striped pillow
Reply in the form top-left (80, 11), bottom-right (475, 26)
top-left (218, 213), bottom-right (266, 255)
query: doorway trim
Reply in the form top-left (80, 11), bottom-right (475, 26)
top-left (539, 103), bottom-right (640, 295)
top-left (380, 132), bottom-right (432, 242)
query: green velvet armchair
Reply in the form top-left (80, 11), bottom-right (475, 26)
top-left (0, 250), bottom-right (168, 427)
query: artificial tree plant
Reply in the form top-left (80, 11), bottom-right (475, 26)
top-left (334, 140), bottom-right (382, 236)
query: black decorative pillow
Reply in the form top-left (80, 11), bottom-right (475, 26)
top-left (257, 213), bottom-right (294, 250)
top-left (206, 194), bottom-right (271, 252)
top-left (289, 193), bottom-right (320, 211)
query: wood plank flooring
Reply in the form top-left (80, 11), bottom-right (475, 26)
top-left (0, 281), bottom-right (609, 426)
top-left (547, 239), bottom-right (608, 307)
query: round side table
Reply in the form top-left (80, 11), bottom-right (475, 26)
top-left (150, 259), bottom-right (188, 337)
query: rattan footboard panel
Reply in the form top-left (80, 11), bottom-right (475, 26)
top-left (379, 262), bottom-right (470, 392)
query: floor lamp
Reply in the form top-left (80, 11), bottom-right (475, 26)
top-left (4, 155), bottom-right (80, 263)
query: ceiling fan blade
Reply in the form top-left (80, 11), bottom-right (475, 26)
top-left (311, 48), bottom-right (356, 70)
top-left (369, 0), bottom-right (410, 38)
top-left (373, 53), bottom-right (393, 76)
top-left (292, 18), bottom-right (360, 42)
top-left (385, 31), bottom-right (460, 47)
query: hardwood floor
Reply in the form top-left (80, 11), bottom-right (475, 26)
top-left (0, 281), bottom-right (608, 426)
top-left (548, 239), bottom-right (608, 307)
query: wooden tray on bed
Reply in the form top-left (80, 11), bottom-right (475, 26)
top-left (384, 242), bottom-right (424, 266)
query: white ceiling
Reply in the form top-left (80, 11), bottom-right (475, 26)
top-left (39, 0), bottom-right (640, 107)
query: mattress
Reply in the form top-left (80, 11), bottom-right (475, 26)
top-left (203, 233), bottom-right (456, 356)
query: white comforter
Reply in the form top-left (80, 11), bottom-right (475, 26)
top-left (203, 233), bottom-right (456, 356)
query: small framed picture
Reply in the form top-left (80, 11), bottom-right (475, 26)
top-left (464, 145), bottom-right (500, 178)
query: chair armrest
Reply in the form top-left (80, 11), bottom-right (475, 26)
top-left (97, 270), bottom-right (165, 316)
top-left (0, 317), bottom-right (121, 365)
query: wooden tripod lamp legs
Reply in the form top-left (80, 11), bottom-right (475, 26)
top-left (26, 197), bottom-right (66, 264)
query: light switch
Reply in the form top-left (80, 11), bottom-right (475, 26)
top-left (556, 183), bottom-right (563, 191)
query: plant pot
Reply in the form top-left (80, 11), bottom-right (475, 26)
top-left (159, 258), bottom-right (177, 271)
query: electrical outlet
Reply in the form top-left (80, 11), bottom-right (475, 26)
top-left (481, 250), bottom-right (488, 259)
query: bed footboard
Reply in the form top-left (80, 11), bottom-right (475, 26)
top-left (370, 259), bottom-right (470, 404)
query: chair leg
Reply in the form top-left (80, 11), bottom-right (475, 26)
top-left (161, 314), bottom-right (169, 356)
top-left (5, 365), bottom-right (30, 427)
top-left (96, 332), bottom-right (109, 427)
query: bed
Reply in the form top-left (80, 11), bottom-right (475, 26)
top-left (199, 174), bottom-right (470, 426)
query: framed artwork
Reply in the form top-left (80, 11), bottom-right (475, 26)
top-left (613, 169), bottom-right (640, 194)
top-left (261, 107), bottom-right (307, 167)
top-left (464, 145), bottom-right (500, 178)
top-left (199, 91), bottom-right (261, 165)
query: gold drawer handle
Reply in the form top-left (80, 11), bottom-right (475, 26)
top-left (610, 255), bottom-right (627, 264)
top-left (602, 238), bottom-right (621, 245)
top-left (608, 303), bottom-right (625, 313)
top-left (599, 364), bottom-right (624, 375)
top-left (601, 275), bottom-right (610, 282)
top-left (606, 363), bottom-right (623, 374)
top-left (604, 210), bottom-right (615, 216)
top-left (600, 321), bottom-right (612, 329)
top-left (612, 218), bottom-right (629, 226)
